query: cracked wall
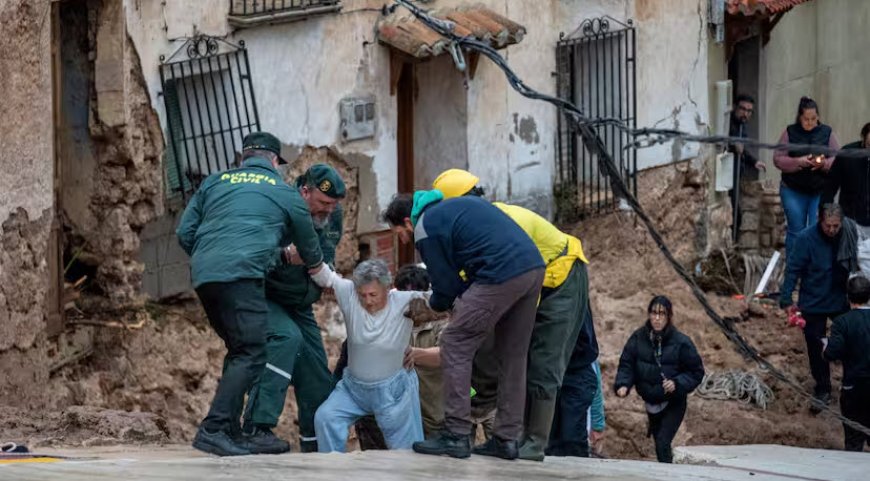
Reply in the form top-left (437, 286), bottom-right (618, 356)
top-left (634, 0), bottom-right (710, 168)
top-left (0, 0), bottom-right (54, 406)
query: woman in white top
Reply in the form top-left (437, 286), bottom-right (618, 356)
top-left (311, 259), bottom-right (426, 452)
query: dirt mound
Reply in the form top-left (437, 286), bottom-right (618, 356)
top-left (571, 164), bottom-right (844, 459)
top-left (0, 406), bottom-right (169, 448)
top-left (21, 295), bottom-right (346, 450)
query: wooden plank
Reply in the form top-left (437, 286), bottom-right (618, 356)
top-left (47, 1), bottom-right (65, 337)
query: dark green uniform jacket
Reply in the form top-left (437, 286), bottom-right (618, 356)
top-left (266, 206), bottom-right (343, 307)
top-left (176, 157), bottom-right (323, 287)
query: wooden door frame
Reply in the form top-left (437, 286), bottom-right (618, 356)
top-left (46, 1), bottom-right (66, 336)
top-left (396, 60), bottom-right (416, 266)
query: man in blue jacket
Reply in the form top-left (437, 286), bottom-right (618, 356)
top-left (780, 203), bottom-right (850, 412)
top-left (383, 191), bottom-right (544, 460)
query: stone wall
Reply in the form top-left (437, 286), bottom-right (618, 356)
top-left (736, 181), bottom-right (785, 252)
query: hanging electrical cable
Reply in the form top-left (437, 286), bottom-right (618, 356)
top-left (390, 0), bottom-right (870, 437)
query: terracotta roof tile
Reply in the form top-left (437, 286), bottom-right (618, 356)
top-left (377, 6), bottom-right (526, 59)
top-left (726, 0), bottom-right (815, 15)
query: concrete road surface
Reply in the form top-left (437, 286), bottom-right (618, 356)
top-left (1, 444), bottom-right (867, 480)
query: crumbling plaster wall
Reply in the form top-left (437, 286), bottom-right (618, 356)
top-left (0, 0), bottom-right (54, 404)
top-left (70, 0), bottom-right (164, 310)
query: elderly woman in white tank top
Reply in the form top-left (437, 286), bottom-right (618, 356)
top-left (310, 259), bottom-right (426, 452)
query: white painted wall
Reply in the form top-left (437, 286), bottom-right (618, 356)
top-left (124, 0), bottom-right (712, 226)
top-left (414, 56), bottom-right (469, 189)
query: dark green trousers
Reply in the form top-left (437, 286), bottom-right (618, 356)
top-left (243, 300), bottom-right (334, 451)
top-left (528, 262), bottom-right (589, 400)
top-left (519, 261), bottom-right (589, 460)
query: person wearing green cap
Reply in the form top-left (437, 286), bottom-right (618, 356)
top-left (176, 131), bottom-right (325, 457)
top-left (241, 163), bottom-right (347, 454)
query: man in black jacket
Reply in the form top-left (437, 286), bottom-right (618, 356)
top-left (824, 275), bottom-right (870, 452)
top-left (823, 122), bottom-right (870, 273)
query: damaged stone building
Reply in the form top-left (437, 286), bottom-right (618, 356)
top-left (4, 0), bottom-right (865, 414)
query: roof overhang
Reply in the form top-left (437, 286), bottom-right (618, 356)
top-left (377, 5), bottom-right (526, 93)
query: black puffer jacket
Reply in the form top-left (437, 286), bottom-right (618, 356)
top-left (614, 322), bottom-right (705, 404)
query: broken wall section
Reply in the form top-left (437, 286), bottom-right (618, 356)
top-left (0, 0), bottom-right (55, 407)
top-left (61, 0), bottom-right (164, 311)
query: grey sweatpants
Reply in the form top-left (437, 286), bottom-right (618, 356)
top-left (440, 268), bottom-right (545, 440)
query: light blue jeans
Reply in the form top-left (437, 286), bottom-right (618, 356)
top-left (314, 368), bottom-right (423, 452)
top-left (780, 182), bottom-right (820, 255)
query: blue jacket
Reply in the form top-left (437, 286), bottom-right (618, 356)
top-left (413, 193), bottom-right (544, 312)
top-left (780, 224), bottom-right (849, 314)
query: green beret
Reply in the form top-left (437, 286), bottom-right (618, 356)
top-left (297, 164), bottom-right (346, 199)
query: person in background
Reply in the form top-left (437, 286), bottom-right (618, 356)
top-left (547, 305), bottom-right (599, 458)
top-left (822, 122), bottom-right (870, 274)
top-left (780, 203), bottom-right (850, 412)
top-left (729, 94), bottom-right (766, 241)
top-left (823, 275), bottom-right (870, 452)
top-left (614, 296), bottom-right (704, 463)
top-left (588, 360), bottom-right (607, 457)
top-left (773, 96), bottom-right (840, 254)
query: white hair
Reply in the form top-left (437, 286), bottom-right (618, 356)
top-left (352, 259), bottom-right (392, 288)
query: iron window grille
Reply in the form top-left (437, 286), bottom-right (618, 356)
top-left (555, 16), bottom-right (637, 221)
top-left (159, 35), bottom-right (261, 204)
top-left (228, 0), bottom-right (342, 27)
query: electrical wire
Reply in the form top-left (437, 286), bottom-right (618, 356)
top-left (392, 0), bottom-right (870, 437)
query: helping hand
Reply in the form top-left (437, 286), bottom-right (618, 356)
top-left (283, 244), bottom-right (303, 265)
top-left (403, 346), bottom-right (418, 370)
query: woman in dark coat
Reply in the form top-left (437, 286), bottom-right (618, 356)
top-left (614, 296), bottom-right (705, 463)
top-left (773, 96), bottom-right (840, 254)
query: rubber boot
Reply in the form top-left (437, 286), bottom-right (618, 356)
top-left (518, 398), bottom-right (557, 462)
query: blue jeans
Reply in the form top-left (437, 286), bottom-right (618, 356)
top-left (780, 183), bottom-right (820, 254)
top-left (314, 369), bottom-right (423, 452)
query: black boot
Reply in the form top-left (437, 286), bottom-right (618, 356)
top-left (244, 426), bottom-right (291, 454)
top-left (412, 430), bottom-right (471, 459)
top-left (192, 426), bottom-right (251, 456)
top-left (472, 436), bottom-right (519, 460)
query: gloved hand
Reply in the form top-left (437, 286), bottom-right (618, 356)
top-left (786, 305), bottom-right (806, 329)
